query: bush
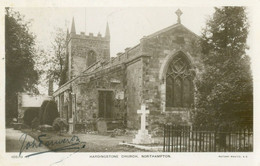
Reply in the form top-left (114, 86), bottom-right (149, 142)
top-left (42, 100), bottom-right (59, 125)
top-left (31, 117), bottom-right (40, 130)
top-left (52, 117), bottom-right (68, 132)
top-left (13, 123), bottom-right (29, 130)
top-left (39, 100), bottom-right (50, 124)
top-left (23, 108), bottom-right (40, 126)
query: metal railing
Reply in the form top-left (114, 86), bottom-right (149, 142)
top-left (163, 124), bottom-right (253, 152)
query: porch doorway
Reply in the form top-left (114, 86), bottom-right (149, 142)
top-left (98, 90), bottom-right (113, 119)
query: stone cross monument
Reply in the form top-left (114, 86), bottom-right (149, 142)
top-left (132, 104), bottom-right (154, 144)
top-left (138, 104), bottom-right (149, 131)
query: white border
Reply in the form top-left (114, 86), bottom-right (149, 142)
top-left (0, 1), bottom-right (260, 166)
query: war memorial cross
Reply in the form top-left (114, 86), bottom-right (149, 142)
top-left (137, 104), bottom-right (150, 131)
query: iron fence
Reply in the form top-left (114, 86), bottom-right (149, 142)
top-left (163, 124), bottom-right (253, 152)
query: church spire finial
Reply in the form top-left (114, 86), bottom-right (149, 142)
top-left (105, 22), bottom-right (110, 39)
top-left (175, 9), bottom-right (183, 24)
top-left (71, 17), bottom-right (76, 34)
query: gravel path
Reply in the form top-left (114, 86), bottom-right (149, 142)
top-left (6, 128), bottom-right (49, 153)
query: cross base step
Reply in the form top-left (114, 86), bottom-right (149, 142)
top-left (132, 129), bottom-right (154, 144)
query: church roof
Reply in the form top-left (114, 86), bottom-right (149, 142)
top-left (145, 23), bottom-right (200, 39)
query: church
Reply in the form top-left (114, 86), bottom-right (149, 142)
top-left (53, 9), bottom-right (202, 131)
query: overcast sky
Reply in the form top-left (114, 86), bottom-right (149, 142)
top-left (14, 7), bottom-right (218, 57)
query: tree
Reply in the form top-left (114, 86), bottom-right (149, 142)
top-left (5, 8), bottom-right (39, 120)
top-left (35, 28), bottom-right (67, 90)
top-left (48, 27), bottom-right (67, 87)
top-left (194, 7), bottom-right (253, 129)
top-left (42, 100), bottom-right (59, 125)
top-left (51, 28), bottom-right (67, 86)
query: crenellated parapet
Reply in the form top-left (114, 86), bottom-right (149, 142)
top-left (69, 31), bottom-right (110, 42)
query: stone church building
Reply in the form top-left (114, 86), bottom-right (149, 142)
top-left (53, 10), bottom-right (202, 130)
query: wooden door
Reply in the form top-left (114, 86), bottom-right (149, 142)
top-left (98, 91), bottom-right (113, 119)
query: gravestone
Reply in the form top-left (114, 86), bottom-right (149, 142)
top-left (97, 120), bottom-right (107, 134)
top-left (132, 104), bottom-right (154, 144)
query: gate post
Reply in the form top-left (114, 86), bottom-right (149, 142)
top-left (163, 124), bottom-right (166, 152)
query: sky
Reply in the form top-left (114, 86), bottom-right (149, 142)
top-left (15, 7), bottom-right (216, 57)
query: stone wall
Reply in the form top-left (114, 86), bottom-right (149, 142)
top-left (125, 59), bottom-right (143, 129)
top-left (70, 65), bottom-right (125, 124)
top-left (140, 24), bottom-right (203, 129)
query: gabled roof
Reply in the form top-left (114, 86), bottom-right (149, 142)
top-left (146, 23), bottom-right (200, 39)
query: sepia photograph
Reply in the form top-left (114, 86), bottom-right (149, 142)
top-left (3, 5), bottom-right (255, 159)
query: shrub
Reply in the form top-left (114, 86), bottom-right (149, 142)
top-left (52, 117), bottom-right (68, 132)
top-left (23, 108), bottom-right (40, 126)
top-left (42, 100), bottom-right (59, 125)
top-left (39, 100), bottom-right (50, 124)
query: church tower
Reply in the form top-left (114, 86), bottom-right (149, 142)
top-left (66, 17), bottom-right (110, 80)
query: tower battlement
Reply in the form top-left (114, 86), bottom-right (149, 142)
top-left (69, 32), bottom-right (109, 41)
top-left (69, 17), bottom-right (110, 41)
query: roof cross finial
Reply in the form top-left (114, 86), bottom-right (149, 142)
top-left (175, 9), bottom-right (183, 24)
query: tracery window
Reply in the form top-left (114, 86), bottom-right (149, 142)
top-left (87, 50), bottom-right (96, 67)
top-left (166, 53), bottom-right (193, 108)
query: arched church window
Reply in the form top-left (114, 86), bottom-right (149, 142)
top-left (87, 50), bottom-right (97, 67)
top-left (166, 53), bottom-right (193, 108)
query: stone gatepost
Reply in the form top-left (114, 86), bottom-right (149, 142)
top-left (68, 118), bottom-right (74, 134)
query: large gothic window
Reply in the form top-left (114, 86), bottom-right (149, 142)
top-left (166, 53), bottom-right (193, 108)
top-left (87, 50), bottom-right (97, 67)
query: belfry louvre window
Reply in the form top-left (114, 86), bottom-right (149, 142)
top-left (166, 53), bottom-right (193, 108)
top-left (87, 50), bottom-right (97, 67)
